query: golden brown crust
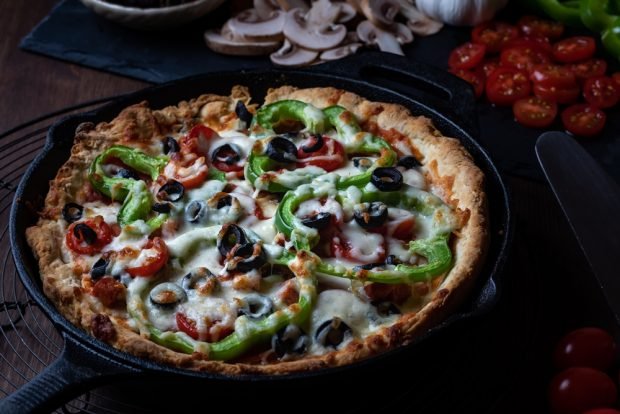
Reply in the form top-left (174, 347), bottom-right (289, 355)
top-left (26, 85), bottom-right (487, 375)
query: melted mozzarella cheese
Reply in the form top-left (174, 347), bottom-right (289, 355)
top-left (337, 221), bottom-right (385, 263)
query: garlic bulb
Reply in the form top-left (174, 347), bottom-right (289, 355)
top-left (415, 0), bottom-right (508, 26)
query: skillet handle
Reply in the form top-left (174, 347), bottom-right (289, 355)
top-left (0, 334), bottom-right (137, 414)
top-left (315, 51), bottom-right (478, 136)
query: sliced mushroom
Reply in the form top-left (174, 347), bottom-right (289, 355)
top-left (394, 0), bottom-right (443, 36)
top-left (224, 8), bottom-right (286, 42)
top-left (283, 8), bottom-right (347, 51)
top-left (356, 20), bottom-right (412, 55)
top-left (270, 39), bottom-right (319, 66)
top-left (337, 2), bottom-right (357, 23)
top-left (307, 0), bottom-right (342, 26)
top-left (275, 0), bottom-right (309, 11)
top-left (359, 0), bottom-right (400, 29)
top-left (320, 42), bottom-right (362, 61)
top-left (205, 31), bottom-right (282, 56)
top-left (254, 0), bottom-right (281, 19)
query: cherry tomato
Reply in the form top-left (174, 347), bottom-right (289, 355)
top-left (211, 145), bottom-right (244, 173)
top-left (518, 15), bottom-right (564, 39)
top-left (480, 58), bottom-right (500, 78)
top-left (180, 124), bottom-right (216, 156)
top-left (553, 327), bottom-right (617, 371)
top-left (66, 216), bottom-right (114, 255)
top-left (533, 83), bottom-right (580, 104)
top-left (471, 21), bottom-right (518, 53)
top-left (552, 36), bottom-right (596, 63)
top-left (613, 72), bottom-right (620, 89)
top-left (450, 68), bottom-right (485, 98)
top-left (504, 37), bottom-right (553, 54)
top-left (486, 68), bottom-right (532, 106)
top-left (513, 97), bottom-right (558, 128)
top-left (126, 237), bottom-right (169, 277)
top-left (530, 64), bottom-right (577, 88)
top-left (549, 367), bottom-right (616, 414)
top-left (176, 313), bottom-right (199, 340)
top-left (583, 409), bottom-right (620, 414)
top-left (583, 76), bottom-right (619, 109)
top-left (92, 277), bottom-right (125, 307)
top-left (562, 104), bottom-right (606, 137)
top-left (296, 136), bottom-right (345, 172)
top-left (448, 42), bottom-right (486, 70)
top-left (500, 45), bottom-right (551, 73)
top-left (568, 59), bottom-right (608, 82)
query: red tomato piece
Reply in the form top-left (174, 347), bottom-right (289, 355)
top-left (500, 45), bottom-right (551, 73)
top-left (92, 277), bottom-right (125, 307)
top-left (562, 104), bottom-right (606, 137)
top-left (504, 37), bottom-right (553, 54)
top-left (176, 313), bottom-right (199, 340)
top-left (613, 72), bottom-right (620, 88)
top-left (583, 76), bottom-right (619, 109)
top-left (533, 83), bottom-right (580, 104)
top-left (391, 217), bottom-right (415, 241)
top-left (126, 237), bottom-right (169, 277)
top-left (448, 42), bottom-right (486, 70)
top-left (450, 68), bottom-right (485, 98)
top-left (583, 409), bottom-right (620, 414)
top-left (568, 59), bottom-right (608, 82)
top-left (486, 67), bottom-right (532, 106)
top-left (518, 15), bottom-right (564, 39)
top-left (530, 64), bottom-right (577, 88)
top-left (330, 232), bottom-right (386, 263)
top-left (165, 153), bottom-right (209, 189)
top-left (552, 36), bottom-right (596, 63)
top-left (549, 367), bottom-right (616, 414)
top-left (553, 327), bottom-right (617, 371)
top-left (513, 97), bottom-right (558, 128)
top-left (66, 216), bottom-right (114, 255)
top-left (296, 136), bottom-right (345, 172)
top-left (471, 21), bottom-right (518, 53)
top-left (180, 124), bottom-right (216, 156)
top-left (480, 58), bottom-right (500, 78)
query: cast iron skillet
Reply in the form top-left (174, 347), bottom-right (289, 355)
top-left (5, 52), bottom-right (511, 413)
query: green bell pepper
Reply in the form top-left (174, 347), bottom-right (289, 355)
top-left (538, 0), bottom-right (584, 27)
top-left (255, 100), bottom-right (327, 135)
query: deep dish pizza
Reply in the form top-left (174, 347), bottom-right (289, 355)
top-left (26, 85), bottom-right (487, 374)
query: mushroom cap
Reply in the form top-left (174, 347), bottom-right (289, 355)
top-left (205, 31), bottom-right (282, 56)
top-left (283, 8), bottom-right (347, 51)
top-left (270, 39), bottom-right (319, 66)
top-left (225, 8), bottom-right (286, 42)
top-left (320, 42), bottom-right (362, 61)
top-left (360, 0), bottom-right (400, 29)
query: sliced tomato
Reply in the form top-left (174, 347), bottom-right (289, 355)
top-left (450, 68), bottom-right (485, 98)
top-left (296, 136), bottom-right (345, 172)
top-left (176, 313), bottom-right (199, 340)
top-left (330, 232), bottom-right (386, 263)
top-left (471, 21), bottom-right (518, 53)
top-left (504, 37), bottom-right (553, 54)
top-left (480, 58), bottom-right (500, 78)
top-left (164, 155), bottom-right (209, 189)
top-left (66, 216), bottom-right (114, 255)
top-left (391, 217), bottom-right (415, 241)
top-left (552, 36), bottom-right (596, 63)
top-left (500, 45), bottom-right (551, 73)
top-left (613, 72), bottom-right (620, 89)
top-left (448, 42), bottom-right (486, 70)
top-left (513, 96), bottom-right (558, 128)
top-left (92, 277), bottom-right (125, 307)
top-left (562, 104), bottom-right (606, 137)
top-left (583, 76), bottom-right (619, 109)
top-left (126, 237), bottom-right (169, 277)
top-left (518, 15), bottom-right (564, 39)
top-left (530, 64), bottom-right (577, 88)
top-left (486, 67), bottom-right (532, 106)
top-left (533, 83), bottom-right (580, 104)
top-left (568, 59), bottom-right (608, 82)
top-left (179, 124), bottom-right (216, 156)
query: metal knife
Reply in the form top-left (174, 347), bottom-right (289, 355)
top-left (536, 131), bottom-right (620, 324)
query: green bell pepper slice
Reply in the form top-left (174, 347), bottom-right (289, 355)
top-left (581, 0), bottom-right (619, 31)
top-left (539, 0), bottom-right (584, 27)
top-left (255, 100), bottom-right (327, 134)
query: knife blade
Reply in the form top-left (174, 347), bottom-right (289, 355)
top-left (536, 131), bottom-right (620, 325)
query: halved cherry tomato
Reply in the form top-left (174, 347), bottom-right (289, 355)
top-left (66, 216), bottom-right (114, 255)
top-left (504, 37), bottom-right (553, 54)
top-left (471, 21), bottom-right (518, 53)
top-left (533, 83), bottom-right (580, 104)
top-left (518, 15), bottom-right (564, 39)
top-left (553, 327), bottom-right (617, 371)
top-left (211, 145), bottom-right (243, 173)
top-left (500, 45), bottom-right (551, 73)
top-left (552, 36), bottom-right (596, 63)
top-left (126, 237), bottom-right (169, 277)
top-left (164, 154), bottom-right (209, 189)
top-left (562, 104), bottom-right (606, 137)
top-left (549, 367), bottom-right (617, 414)
top-left (296, 136), bottom-right (345, 172)
top-left (486, 68), bottom-right (531, 106)
top-left (613, 72), bottom-right (620, 89)
top-left (176, 313), bottom-right (199, 340)
top-left (448, 42), bottom-right (486, 70)
top-left (480, 58), bottom-right (500, 78)
top-left (583, 410), bottom-right (620, 414)
top-left (513, 97), bottom-right (558, 128)
top-left (530, 64), bottom-right (577, 88)
top-left (568, 59), bottom-right (608, 82)
top-left (180, 124), bottom-right (216, 156)
top-left (583, 76), bottom-right (619, 109)
top-left (92, 277), bottom-right (125, 307)
top-left (450, 68), bottom-right (485, 98)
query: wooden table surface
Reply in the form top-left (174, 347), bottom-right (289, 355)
top-left (1, 1), bottom-right (616, 413)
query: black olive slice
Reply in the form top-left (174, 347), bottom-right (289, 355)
top-left (217, 224), bottom-right (248, 257)
top-left (62, 202), bottom-right (83, 224)
top-left (271, 325), bottom-right (309, 358)
top-left (185, 200), bottom-right (207, 223)
top-left (182, 267), bottom-right (216, 290)
top-left (91, 257), bottom-right (109, 280)
top-left (235, 101), bottom-right (253, 125)
top-left (373, 301), bottom-right (401, 317)
top-left (315, 317), bottom-right (351, 348)
top-left (353, 262), bottom-right (385, 272)
top-left (238, 293), bottom-right (273, 319)
top-left (384, 255), bottom-right (401, 266)
top-left (266, 137), bottom-right (297, 163)
top-left (157, 180), bottom-right (185, 202)
top-left (353, 201), bottom-right (388, 228)
top-left (370, 167), bottom-right (403, 192)
top-left (229, 243), bottom-right (267, 272)
top-left (163, 136), bottom-right (180, 154)
top-left (149, 283), bottom-right (187, 309)
top-left (300, 134), bottom-right (324, 153)
top-left (216, 194), bottom-right (233, 209)
top-left (301, 212), bottom-right (332, 230)
top-left (116, 168), bottom-right (140, 180)
top-left (397, 155), bottom-right (421, 169)
top-left (152, 202), bottom-right (172, 214)
top-left (211, 144), bottom-right (241, 166)
top-left (353, 157), bottom-right (373, 171)
top-left (73, 223), bottom-right (97, 245)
